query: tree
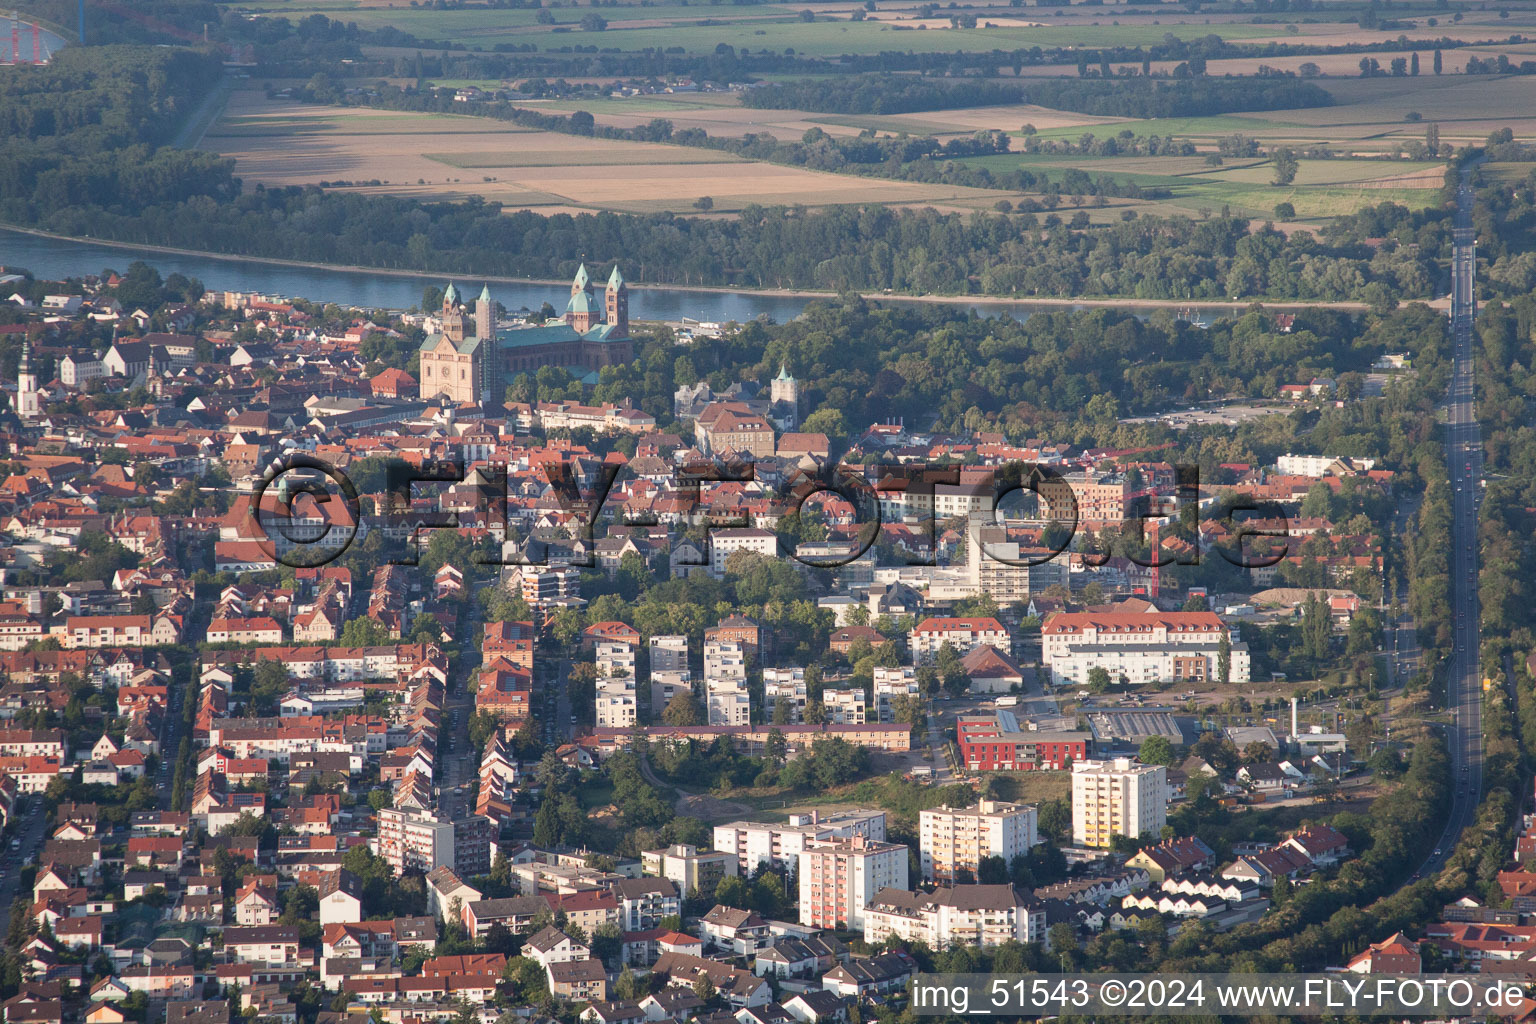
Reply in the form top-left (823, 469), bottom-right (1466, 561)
top-left (1086, 666), bottom-right (1111, 693)
top-left (693, 973), bottom-right (717, 1003)
top-left (1191, 731), bottom-right (1238, 773)
top-left (936, 641), bottom-right (968, 696)
top-left (765, 728), bottom-right (788, 764)
top-left (714, 875), bottom-right (751, 910)
top-left (977, 854), bottom-right (1009, 884)
top-left (662, 692), bottom-right (702, 726)
top-left (1433, 48), bottom-right (1443, 74)
top-left (1410, 51), bottom-right (1420, 75)
top-left (693, 196), bottom-right (713, 211)
top-left (339, 616), bottom-right (394, 647)
top-left (1138, 735), bottom-right (1177, 766)
top-left (467, 711), bottom-right (499, 752)
top-left (580, 11), bottom-right (607, 29)
top-left (1048, 922), bottom-right (1078, 960)
top-left (614, 966), bottom-right (643, 1001)
top-left (1270, 147), bottom-right (1298, 186)
top-left (1240, 741), bottom-right (1272, 764)
top-left (1217, 633), bottom-right (1231, 687)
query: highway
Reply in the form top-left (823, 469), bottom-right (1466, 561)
top-left (1419, 168), bottom-right (1484, 875)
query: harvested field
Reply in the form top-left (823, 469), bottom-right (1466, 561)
top-left (200, 89), bottom-right (1043, 215)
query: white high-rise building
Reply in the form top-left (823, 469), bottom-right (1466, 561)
top-left (713, 810), bottom-right (887, 878)
top-left (919, 800), bottom-right (1039, 882)
top-left (596, 641), bottom-right (636, 682)
top-left (798, 835), bottom-right (908, 931)
top-left (1071, 758), bottom-right (1167, 849)
top-left (873, 667), bottom-right (919, 724)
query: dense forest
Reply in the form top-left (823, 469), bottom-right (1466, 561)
top-left (741, 75), bottom-right (1335, 118)
top-left (0, 46), bottom-right (234, 214)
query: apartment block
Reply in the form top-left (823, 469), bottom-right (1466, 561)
top-left (763, 667), bottom-right (807, 724)
top-left (649, 635), bottom-right (689, 675)
top-left (919, 800), bottom-right (1039, 882)
top-left (375, 808), bottom-right (454, 874)
top-left (1071, 758), bottom-right (1168, 849)
top-left (863, 884), bottom-right (1046, 948)
top-left (872, 667), bottom-right (918, 724)
top-left (822, 687), bottom-right (867, 725)
top-left (797, 836), bottom-right (909, 931)
top-left (908, 617), bottom-right (1010, 664)
top-left (706, 680), bottom-right (750, 727)
top-left (713, 809), bottom-right (887, 878)
top-left (1041, 611), bottom-right (1250, 688)
top-left (641, 844), bottom-right (738, 895)
top-left (706, 640), bottom-right (750, 726)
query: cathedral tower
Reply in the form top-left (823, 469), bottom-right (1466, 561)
top-left (565, 263), bottom-right (598, 333)
top-left (441, 282), bottom-right (467, 343)
top-left (475, 283), bottom-right (494, 340)
top-left (605, 265), bottom-right (629, 337)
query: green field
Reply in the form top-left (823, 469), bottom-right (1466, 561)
top-left (255, 1), bottom-right (1286, 53)
top-left (946, 149), bottom-right (1442, 217)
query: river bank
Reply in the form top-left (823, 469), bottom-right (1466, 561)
top-left (0, 224), bottom-right (1372, 316)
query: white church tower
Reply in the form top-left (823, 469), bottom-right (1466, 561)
top-left (17, 338), bottom-right (39, 420)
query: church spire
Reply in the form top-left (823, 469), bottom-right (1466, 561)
top-left (17, 336), bottom-right (38, 421)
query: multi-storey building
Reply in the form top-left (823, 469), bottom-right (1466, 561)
top-left (919, 800), bottom-right (1039, 883)
top-left (966, 520), bottom-right (1068, 604)
top-left (706, 680), bottom-right (750, 727)
top-left (763, 668), bottom-right (807, 724)
top-left (375, 808), bottom-right (455, 874)
top-left (708, 528), bottom-right (778, 579)
top-left (1041, 611), bottom-right (1250, 687)
top-left (713, 810), bottom-right (887, 878)
top-left (595, 685), bottom-right (638, 729)
top-left (822, 687), bottom-right (867, 725)
top-left (797, 836), bottom-right (909, 931)
top-left (649, 635), bottom-right (689, 675)
top-left (872, 667), bottom-right (918, 724)
top-left (482, 620), bottom-right (535, 672)
top-left (862, 884), bottom-right (1047, 948)
top-left (641, 844), bottom-right (738, 896)
top-left (955, 712), bottom-right (1090, 771)
top-left (705, 640), bottom-right (750, 726)
top-left (1071, 758), bottom-right (1168, 849)
top-left (908, 617), bottom-right (1010, 665)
